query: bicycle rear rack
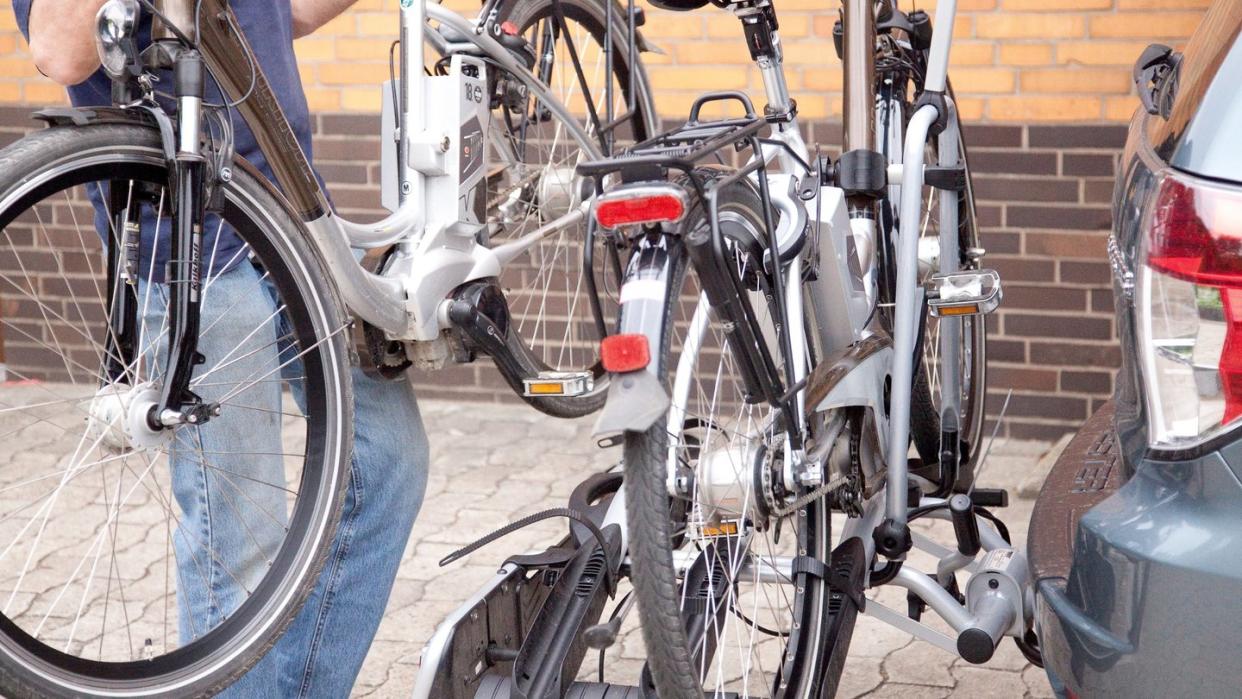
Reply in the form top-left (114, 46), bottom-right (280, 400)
top-left (577, 91), bottom-right (812, 439)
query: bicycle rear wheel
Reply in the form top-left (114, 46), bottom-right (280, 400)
top-left (482, 0), bottom-right (656, 417)
top-left (0, 124), bottom-right (350, 697)
top-left (624, 172), bottom-right (834, 698)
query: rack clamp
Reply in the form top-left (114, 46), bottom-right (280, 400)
top-left (832, 149), bottom-right (887, 199)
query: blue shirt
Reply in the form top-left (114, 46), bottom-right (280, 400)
top-left (11, 0), bottom-right (319, 281)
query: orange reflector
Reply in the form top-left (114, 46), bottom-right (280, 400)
top-left (594, 189), bottom-right (687, 229)
top-left (600, 333), bottom-right (651, 373)
top-left (526, 382), bottom-right (566, 395)
top-left (702, 520), bottom-right (739, 537)
top-left (939, 304), bottom-right (980, 316)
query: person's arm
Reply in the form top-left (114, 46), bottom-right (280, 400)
top-left (27, 0), bottom-right (109, 85)
top-left (290, 0), bottom-right (357, 39)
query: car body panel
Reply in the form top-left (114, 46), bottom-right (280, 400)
top-left (1032, 3), bottom-right (1242, 695)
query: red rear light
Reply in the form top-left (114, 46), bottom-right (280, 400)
top-left (600, 334), bottom-right (650, 373)
top-left (1138, 172), bottom-right (1242, 447)
top-left (593, 186), bottom-right (688, 229)
top-left (1147, 178), bottom-right (1242, 286)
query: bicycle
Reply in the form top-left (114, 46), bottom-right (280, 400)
top-left (0, 0), bottom-right (658, 695)
top-left (416, 0), bottom-right (1033, 696)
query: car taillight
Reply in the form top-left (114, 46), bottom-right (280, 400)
top-left (592, 185), bottom-right (688, 229)
top-left (1138, 171), bottom-right (1242, 448)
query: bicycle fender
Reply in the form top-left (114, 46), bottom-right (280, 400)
top-left (592, 236), bottom-right (682, 439)
top-left (593, 369), bottom-right (670, 437)
top-left (34, 106), bottom-right (177, 162)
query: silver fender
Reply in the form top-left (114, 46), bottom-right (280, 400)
top-left (592, 236), bottom-right (683, 438)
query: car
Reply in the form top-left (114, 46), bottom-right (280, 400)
top-left (1027, 2), bottom-right (1242, 697)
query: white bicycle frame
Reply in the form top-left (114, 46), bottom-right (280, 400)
top-left (292, 0), bottom-right (613, 342)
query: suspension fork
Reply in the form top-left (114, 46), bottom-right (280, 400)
top-left (152, 48), bottom-right (211, 428)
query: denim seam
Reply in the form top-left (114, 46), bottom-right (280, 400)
top-left (295, 457), bottom-right (365, 698)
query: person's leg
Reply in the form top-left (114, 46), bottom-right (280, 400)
top-left (138, 260), bottom-right (287, 686)
top-left (269, 367), bottom-right (429, 697)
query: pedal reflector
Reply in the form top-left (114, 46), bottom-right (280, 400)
top-left (926, 269), bottom-right (1002, 317)
top-left (523, 372), bottom-right (594, 397)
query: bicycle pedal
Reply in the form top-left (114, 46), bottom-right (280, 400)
top-left (523, 371), bottom-right (594, 397)
top-left (925, 269), bottom-right (1002, 317)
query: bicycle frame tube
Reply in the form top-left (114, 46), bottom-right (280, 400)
top-left (192, 0), bottom-right (606, 336)
top-left (884, 0), bottom-right (960, 527)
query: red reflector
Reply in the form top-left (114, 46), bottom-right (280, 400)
top-left (600, 334), bottom-right (650, 373)
top-left (1148, 177), bottom-right (1242, 287)
top-left (594, 192), bottom-right (686, 229)
top-left (500, 20), bottom-right (519, 36)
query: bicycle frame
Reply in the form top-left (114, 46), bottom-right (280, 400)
top-left (179, 0), bottom-right (615, 341)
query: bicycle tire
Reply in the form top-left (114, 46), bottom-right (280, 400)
top-left (0, 123), bottom-right (351, 698)
top-left (623, 170), bottom-right (834, 698)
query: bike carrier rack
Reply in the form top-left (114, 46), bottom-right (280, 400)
top-left (411, 472), bottom-right (642, 699)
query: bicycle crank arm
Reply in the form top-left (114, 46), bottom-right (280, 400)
top-left (447, 279), bottom-right (597, 399)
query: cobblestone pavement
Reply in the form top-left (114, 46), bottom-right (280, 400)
top-left (355, 399), bottom-right (1055, 698)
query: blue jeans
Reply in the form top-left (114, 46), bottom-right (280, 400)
top-left (141, 260), bottom-right (428, 697)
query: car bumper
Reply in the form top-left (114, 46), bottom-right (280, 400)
top-left (1029, 401), bottom-right (1242, 697)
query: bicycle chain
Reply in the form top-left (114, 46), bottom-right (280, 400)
top-left (771, 473), bottom-right (849, 519)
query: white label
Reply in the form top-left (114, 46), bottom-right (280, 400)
top-left (619, 279), bottom-right (666, 304)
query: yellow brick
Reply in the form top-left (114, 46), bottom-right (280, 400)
top-left (638, 14), bottom-right (703, 40)
top-left (294, 38), bottom-right (336, 63)
top-left (355, 13), bottom-right (399, 36)
top-left (0, 58), bottom-right (40, 80)
top-left (23, 81), bottom-right (66, 105)
top-left (1020, 68), bottom-right (1131, 94)
top-left (303, 88), bottom-right (341, 112)
top-left (999, 43), bottom-right (1053, 66)
top-left (705, 15), bottom-right (740, 39)
top-left (989, 95), bottom-right (1100, 121)
top-left (803, 68), bottom-right (843, 91)
top-left (949, 68), bottom-right (1015, 94)
top-left (956, 97), bottom-right (985, 121)
top-left (318, 62), bottom-right (391, 85)
top-left (1057, 40), bottom-right (1157, 66)
top-left (778, 15), bottom-right (812, 38)
top-left (1104, 96), bottom-right (1139, 121)
top-left (1117, 0), bottom-right (1209, 7)
top-left (336, 38), bottom-right (393, 61)
top-left (341, 88), bottom-right (383, 111)
top-left (1089, 12), bottom-right (1203, 38)
top-left (315, 13), bottom-right (356, 36)
top-left (672, 42), bottom-right (750, 65)
top-left (976, 14), bottom-right (1084, 39)
top-left (0, 81), bottom-right (22, 104)
top-left (950, 43), bottom-right (995, 67)
top-left (647, 66), bottom-right (748, 91)
top-left (1005, 0), bottom-right (1109, 9)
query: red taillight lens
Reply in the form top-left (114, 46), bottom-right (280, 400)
top-left (593, 187), bottom-right (687, 229)
top-left (1139, 173), bottom-right (1242, 447)
top-left (600, 334), bottom-right (650, 373)
top-left (1148, 178), bottom-right (1242, 286)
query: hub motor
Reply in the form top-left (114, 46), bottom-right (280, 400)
top-left (84, 382), bottom-right (172, 453)
top-left (694, 437), bottom-right (786, 533)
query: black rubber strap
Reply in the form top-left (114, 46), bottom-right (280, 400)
top-left (790, 555), bottom-right (830, 579)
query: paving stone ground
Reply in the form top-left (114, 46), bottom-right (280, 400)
top-left (353, 399), bottom-right (1055, 698)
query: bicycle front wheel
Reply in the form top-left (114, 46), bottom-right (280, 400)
top-left (0, 123), bottom-right (351, 697)
top-left (624, 172), bottom-right (834, 698)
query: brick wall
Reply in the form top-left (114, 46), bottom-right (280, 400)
top-left (0, 0), bottom-right (1208, 118)
top-left (0, 0), bottom-right (1206, 436)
